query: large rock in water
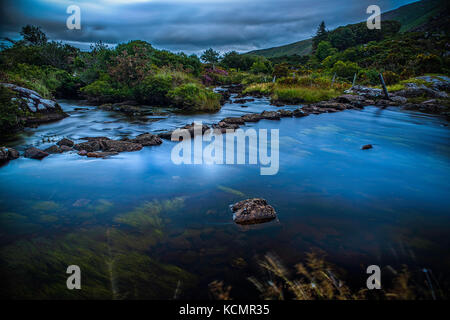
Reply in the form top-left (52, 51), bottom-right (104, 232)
top-left (231, 198), bottom-right (277, 225)
top-left (0, 83), bottom-right (68, 129)
top-left (0, 147), bottom-right (19, 162)
top-left (24, 147), bottom-right (49, 160)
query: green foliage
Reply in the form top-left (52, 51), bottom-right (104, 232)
top-left (312, 21), bottom-right (328, 51)
top-left (315, 41), bottom-right (337, 61)
top-left (201, 48), bottom-right (220, 66)
top-left (273, 87), bottom-right (341, 104)
top-left (332, 60), bottom-right (360, 82)
top-left (0, 86), bottom-right (23, 134)
top-left (20, 25), bottom-right (47, 46)
top-left (250, 57), bottom-right (273, 74)
top-left (168, 83), bottom-right (221, 112)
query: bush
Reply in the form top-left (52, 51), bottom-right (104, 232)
top-left (0, 86), bottom-right (24, 134)
top-left (80, 74), bottom-right (133, 102)
top-left (332, 60), bottom-right (360, 82)
top-left (136, 72), bottom-right (173, 105)
top-left (382, 71), bottom-right (400, 85)
top-left (167, 83), bottom-right (221, 112)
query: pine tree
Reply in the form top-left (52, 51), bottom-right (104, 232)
top-left (312, 21), bottom-right (328, 51)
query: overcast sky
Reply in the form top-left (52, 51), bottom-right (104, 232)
top-left (0, 0), bottom-right (417, 54)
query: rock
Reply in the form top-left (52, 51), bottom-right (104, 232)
top-left (213, 121), bottom-right (240, 133)
top-left (293, 109), bottom-right (308, 117)
top-left (278, 109), bottom-right (294, 117)
top-left (261, 111), bottom-right (281, 120)
top-left (345, 85), bottom-right (384, 99)
top-left (222, 117), bottom-right (245, 125)
top-left (0, 147), bottom-right (19, 161)
top-left (231, 198), bottom-right (277, 225)
top-left (362, 144), bottom-right (373, 150)
top-left (24, 147), bottom-right (49, 160)
top-left (57, 138), bottom-right (74, 147)
top-left (60, 145), bottom-right (72, 152)
top-left (316, 101), bottom-right (352, 110)
top-left (390, 96), bottom-right (408, 104)
top-left (416, 76), bottom-right (450, 91)
top-left (86, 152), bottom-right (119, 158)
top-left (74, 141), bottom-right (102, 152)
top-left (158, 131), bottom-right (174, 140)
top-left (180, 123), bottom-right (210, 137)
top-left (395, 86), bottom-right (448, 99)
top-left (0, 83), bottom-right (68, 130)
top-left (78, 150), bottom-right (88, 156)
top-left (98, 140), bottom-right (143, 152)
top-left (241, 105), bottom-right (248, 108)
top-left (335, 94), bottom-right (366, 107)
top-left (80, 137), bottom-right (110, 141)
top-left (270, 100), bottom-right (285, 107)
top-left (131, 133), bottom-right (162, 146)
top-left (44, 145), bottom-right (62, 154)
top-left (7, 148), bottom-right (19, 160)
top-left (234, 98), bottom-right (255, 104)
top-left (241, 113), bottom-right (263, 122)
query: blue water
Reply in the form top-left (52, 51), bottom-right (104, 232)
top-left (0, 96), bottom-right (449, 299)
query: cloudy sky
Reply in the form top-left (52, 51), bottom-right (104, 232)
top-left (0, 0), bottom-right (417, 54)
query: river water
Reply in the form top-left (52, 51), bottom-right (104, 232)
top-left (0, 95), bottom-right (449, 299)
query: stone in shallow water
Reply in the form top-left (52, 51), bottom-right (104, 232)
top-left (362, 144), bottom-right (373, 150)
top-left (24, 147), bottom-right (49, 160)
top-left (231, 198), bottom-right (277, 225)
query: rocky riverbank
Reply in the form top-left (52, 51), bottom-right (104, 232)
top-left (0, 83), bottom-right (68, 132)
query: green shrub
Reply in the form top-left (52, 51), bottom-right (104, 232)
top-left (167, 83), bottom-right (221, 112)
top-left (332, 60), bottom-right (360, 82)
top-left (136, 72), bottom-right (173, 105)
top-left (382, 71), bottom-right (401, 85)
top-left (0, 86), bottom-right (24, 133)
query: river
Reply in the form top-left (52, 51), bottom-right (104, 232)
top-left (0, 94), bottom-right (449, 299)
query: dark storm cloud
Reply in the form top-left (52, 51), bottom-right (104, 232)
top-left (0, 0), bottom-right (417, 53)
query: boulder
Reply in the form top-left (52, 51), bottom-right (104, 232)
top-left (362, 144), bottom-right (373, 150)
top-left (99, 140), bottom-right (143, 152)
top-left (278, 109), bottom-right (294, 117)
top-left (345, 85), bottom-right (384, 99)
top-left (293, 109), bottom-right (308, 118)
top-left (24, 147), bottom-right (49, 160)
top-left (241, 113), bottom-right (263, 122)
top-left (57, 138), bottom-right (74, 147)
top-left (0, 83), bottom-right (68, 130)
top-left (74, 140), bottom-right (102, 152)
top-left (44, 145), bottom-right (62, 154)
top-left (222, 117), bottom-right (245, 125)
top-left (0, 147), bottom-right (19, 161)
top-left (213, 121), bottom-right (240, 134)
top-left (131, 133), bottom-right (162, 146)
top-left (261, 111), bottom-right (281, 120)
top-left (231, 198), bottom-right (277, 225)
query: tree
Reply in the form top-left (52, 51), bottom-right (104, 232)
top-left (201, 48), bottom-right (220, 69)
top-left (315, 41), bottom-right (337, 61)
top-left (312, 21), bottom-right (328, 51)
top-left (20, 25), bottom-right (47, 46)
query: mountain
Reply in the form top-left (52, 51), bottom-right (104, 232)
top-left (246, 0), bottom-right (446, 58)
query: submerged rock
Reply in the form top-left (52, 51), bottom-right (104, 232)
top-left (231, 198), bottom-right (277, 225)
top-left (362, 144), bottom-right (373, 150)
top-left (24, 147), bottom-right (49, 160)
top-left (241, 113), bottom-right (263, 122)
top-left (86, 152), bottom-right (119, 158)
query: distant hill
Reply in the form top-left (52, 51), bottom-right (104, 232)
top-left (246, 38), bottom-right (312, 59)
top-left (246, 0), bottom-right (446, 58)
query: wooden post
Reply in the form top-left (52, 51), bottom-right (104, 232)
top-left (331, 73), bottom-right (336, 88)
top-left (273, 76), bottom-right (276, 83)
top-left (352, 73), bottom-right (357, 87)
top-left (379, 73), bottom-right (390, 100)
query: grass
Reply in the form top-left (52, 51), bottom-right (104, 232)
top-left (273, 87), bottom-right (341, 104)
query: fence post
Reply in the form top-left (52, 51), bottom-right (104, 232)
top-left (331, 73), bottom-right (336, 88)
top-left (379, 73), bottom-right (390, 100)
top-left (352, 73), bottom-right (357, 87)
